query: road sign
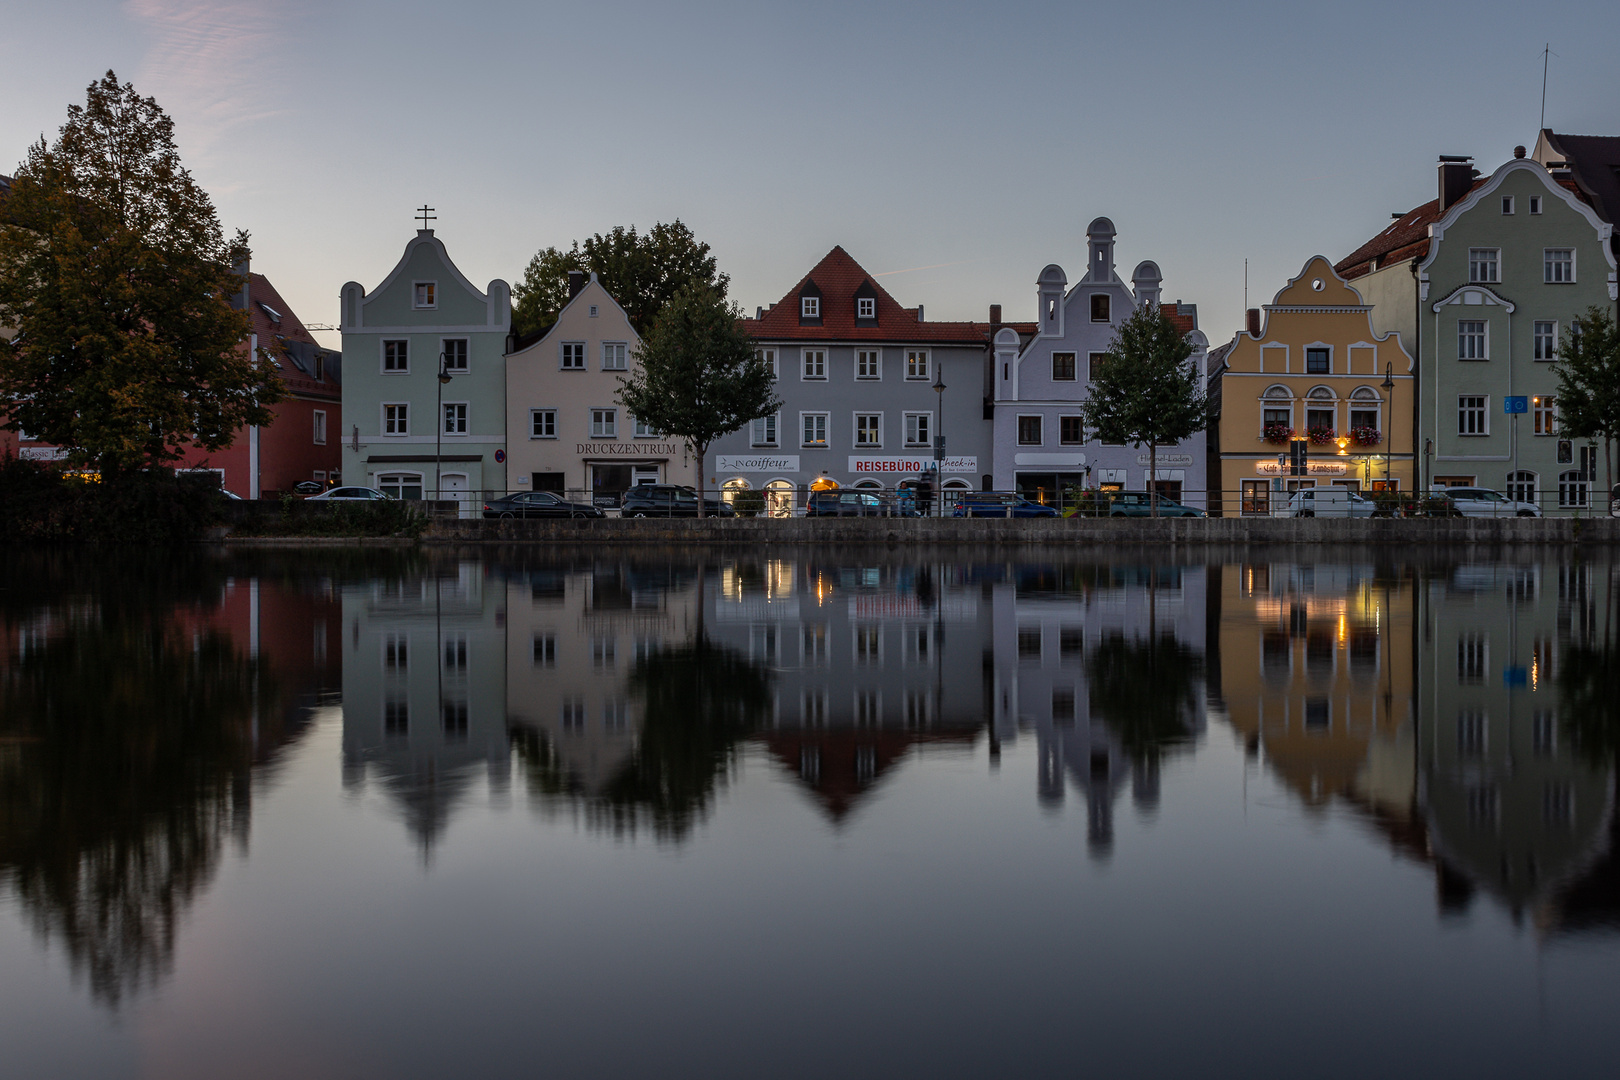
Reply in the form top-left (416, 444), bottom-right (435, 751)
top-left (1504, 396), bottom-right (1528, 414)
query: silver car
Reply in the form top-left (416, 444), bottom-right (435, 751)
top-left (1434, 487), bottom-right (1541, 518)
top-left (304, 486), bottom-right (393, 501)
top-left (1285, 487), bottom-right (1378, 518)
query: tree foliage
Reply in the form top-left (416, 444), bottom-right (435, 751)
top-left (1079, 303), bottom-right (1205, 515)
top-left (616, 284), bottom-right (779, 513)
top-left (510, 220), bottom-right (728, 338)
top-left (0, 72), bottom-right (283, 473)
top-left (1552, 305), bottom-right (1620, 494)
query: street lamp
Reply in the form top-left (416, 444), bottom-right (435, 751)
top-left (1381, 362), bottom-right (1396, 492)
top-left (932, 368), bottom-right (947, 516)
top-left (436, 352), bottom-right (453, 507)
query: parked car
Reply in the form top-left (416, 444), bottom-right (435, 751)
top-left (1103, 491), bottom-right (1205, 518)
top-left (1285, 488), bottom-right (1378, 518)
top-left (806, 490), bottom-right (886, 517)
top-left (1434, 486), bottom-right (1542, 518)
top-left (483, 491), bottom-right (604, 519)
top-left (620, 484), bottom-right (735, 518)
top-left (304, 486), bottom-right (392, 501)
top-left (950, 493), bottom-right (1060, 518)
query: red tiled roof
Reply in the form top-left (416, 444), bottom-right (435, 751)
top-left (250, 273), bottom-right (338, 400)
top-left (744, 246), bottom-right (988, 344)
top-left (1161, 304), bottom-right (1196, 335)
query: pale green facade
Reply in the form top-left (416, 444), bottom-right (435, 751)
top-left (340, 230), bottom-right (511, 510)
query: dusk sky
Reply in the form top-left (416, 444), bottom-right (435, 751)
top-left (4, 0), bottom-right (1617, 349)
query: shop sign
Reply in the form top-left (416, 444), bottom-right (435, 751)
top-left (20, 447), bottom-right (69, 461)
top-left (715, 454), bottom-right (800, 473)
top-left (577, 442), bottom-right (680, 456)
top-left (1254, 461), bottom-right (1346, 476)
top-left (1135, 453), bottom-right (1194, 466)
top-left (848, 456), bottom-right (977, 474)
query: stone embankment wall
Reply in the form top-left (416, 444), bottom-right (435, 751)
top-left (426, 516), bottom-right (1620, 545)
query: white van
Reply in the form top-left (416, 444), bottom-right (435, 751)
top-left (1286, 487), bottom-right (1377, 518)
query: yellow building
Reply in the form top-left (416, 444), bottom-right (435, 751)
top-left (1211, 256), bottom-right (1415, 514)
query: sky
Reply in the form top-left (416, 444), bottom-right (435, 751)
top-left (3, 0), bottom-right (1618, 351)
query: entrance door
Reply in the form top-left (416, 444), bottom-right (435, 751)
top-left (592, 464), bottom-right (632, 509)
top-left (441, 472), bottom-right (470, 518)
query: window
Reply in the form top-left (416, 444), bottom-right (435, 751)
top-left (1051, 352), bottom-right (1076, 381)
top-left (531, 409), bottom-right (556, 438)
top-left (1534, 320), bottom-right (1557, 360)
top-left (561, 698), bottom-right (586, 732)
top-left (383, 339), bottom-right (408, 372)
top-left (591, 408), bottom-right (616, 438)
top-left (532, 633), bottom-right (556, 667)
top-left (1458, 320), bottom-right (1487, 360)
top-left (904, 413), bottom-right (930, 447)
top-left (413, 282), bottom-right (436, 309)
top-left (1458, 396), bottom-right (1487, 435)
top-left (443, 637), bottom-right (468, 673)
top-left (1090, 294), bottom-right (1110, 322)
top-left (1458, 634), bottom-right (1487, 684)
top-left (855, 413), bottom-right (882, 447)
top-left (633, 415), bottom-right (656, 437)
top-left (1305, 347), bottom-right (1330, 374)
top-left (1060, 416), bottom-right (1084, 445)
top-left (313, 354), bottom-right (324, 381)
top-left (1468, 248), bottom-right (1499, 283)
top-left (1501, 196), bottom-right (1515, 214)
top-left (1088, 353), bottom-right (1108, 380)
top-left (1306, 406), bottom-right (1334, 433)
top-left (591, 635), bottom-right (616, 670)
top-left (1559, 470), bottom-right (1590, 508)
top-left (802, 413), bottom-right (828, 447)
top-left (1529, 195), bottom-right (1543, 215)
top-left (756, 348), bottom-right (777, 379)
top-left (857, 297), bottom-right (875, 319)
top-left (905, 350), bottom-right (929, 379)
top-left (751, 414), bottom-right (778, 446)
top-left (856, 348), bottom-right (881, 379)
top-left (802, 349), bottom-right (826, 379)
top-left (801, 296), bottom-right (820, 318)
top-left (1348, 389), bottom-right (1378, 433)
top-left (1457, 710), bottom-right (1487, 756)
top-left (588, 304), bottom-right (599, 317)
top-left (1545, 248), bottom-right (1574, 283)
top-left (378, 473), bottom-right (422, 500)
top-left (443, 403), bottom-right (467, 435)
top-left (560, 341), bottom-right (586, 370)
top-left (1507, 471), bottom-right (1536, 503)
top-left (1263, 406), bottom-right (1291, 427)
top-left (385, 634), bottom-right (408, 671)
top-left (1533, 395), bottom-right (1557, 435)
top-left (442, 338), bottom-right (468, 372)
top-left (384, 403), bottom-right (409, 435)
top-left (1241, 480), bottom-right (1271, 516)
top-left (384, 700), bottom-right (409, 738)
top-left (1017, 415), bottom-right (1042, 445)
top-left (602, 342), bottom-right (628, 370)
top-left (313, 409), bottom-right (327, 445)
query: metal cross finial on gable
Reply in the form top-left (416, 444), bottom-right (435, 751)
top-left (417, 205), bottom-right (436, 229)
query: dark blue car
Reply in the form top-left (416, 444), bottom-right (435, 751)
top-left (951, 493), bottom-right (1060, 518)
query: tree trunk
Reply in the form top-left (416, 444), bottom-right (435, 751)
top-left (1606, 436), bottom-right (1613, 512)
top-left (694, 440), bottom-right (707, 519)
top-left (1149, 438), bottom-right (1159, 518)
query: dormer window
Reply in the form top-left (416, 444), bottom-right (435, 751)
top-left (857, 297), bottom-right (875, 319)
top-left (413, 282), bottom-right (437, 309)
top-left (258, 302), bottom-right (283, 322)
top-left (802, 296), bottom-right (820, 318)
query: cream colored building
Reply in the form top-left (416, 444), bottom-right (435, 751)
top-left (504, 274), bottom-right (697, 505)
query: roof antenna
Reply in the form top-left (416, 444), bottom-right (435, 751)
top-left (1540, 43), bottom-right (1550, 132)
top-left (1243, 258), bottom-right (1248, 312)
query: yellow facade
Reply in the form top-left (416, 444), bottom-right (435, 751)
top-left (1214, 256), bottom-right (1415, 514)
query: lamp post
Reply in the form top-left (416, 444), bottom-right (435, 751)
top-left (1381, 362), bottom-right (1396, 494)
top-left (436, 352), bottom-right (453, 508)
top-left (932, 368), bottom-right (947, 516)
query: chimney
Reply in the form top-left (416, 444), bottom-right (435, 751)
top-left (567, 269), bottom-right (586, 300)
top-left (1246, 308), bottom-right (1261, 337)
top-left (989, 303), bottom-right (1002, 326)
top-left (1438, 156), bottom-right (1476, 211)
top-left (756, 306), bottom-right (764, 320)
top-left (916, 303), bottom-right (924, 321)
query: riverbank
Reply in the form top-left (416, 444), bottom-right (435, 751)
top-left (414, 515), bottom-right (1620, 545)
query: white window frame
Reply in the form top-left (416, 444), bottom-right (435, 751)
top-left (751, 413), bottom-right (779, 447)
top-left (383, 402), bottom-right (409, 436)
top-left (590, 408), bottom-right (617, 438)
top-left (905, 349), bottom-right (930, 380)
top-left (1501, 196), bottom-right (1515, 215)
top-left (801, 348), bottom-right (827, 380)
top-left (601, 342), bottom-right (628, 371)
top-left (1544, 248), bottom-right (1575, 284)
top-left (382, 339), bottom-right (409, 374)
top-left (1534, 320), bottom-right (1558, 361)
top-left (313, 409), bottom-right (327, 445)
top-left (801, 296), bottom-right (820, 318)
top-left (633, 415), bottom-right (656, 438)
top-left (1458, 320), bottom-right (1488, 361)
top-left (755, 347), bottom-right (778, 380)
top-left (857, 297), bottom-right (876, 319)
top-left (442, 401), bottom-right (468, 436)
top-left (441, 337), bottom-right (469, 373)
top-left (801, 412), bottom-right (828, 448)
top-left (1304, 345), bottom-right (1332, 375)
top-left (412, 281), bottom-right (437, 309)
top-left (1533, 395), bottom-right (1557, 436)
top-left (588, 304), bottom-right (599, 318)
top-left (1468, 248), bottom-right (1500, 284)
top-left (904, 412), bottom-right (931, 447)
top-left (854, 412), bottom-right (883, 448)
top-left (1051, 351), bottom-right (1077, 381)
top-left (560, 341), bottom-right (586, 370)
top-left (855, 347), bottom-right (882, 380)
top-left (530, 408), bottom-right (557, 439)
top-left (1458, 395), bottom-right (1489, 437)
top-left (1529, 195), bottom-right (1543, 215)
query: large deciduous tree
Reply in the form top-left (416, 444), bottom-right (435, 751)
top-left (510, 221), bottom-right (728, 338)
top-left (0, 71), bottom-right (282, 474)
top-left (1079, 303), bottom-right (1206, 516)
top-left (1552, 305), bottom-right (1620, 499)
top-left (616, 284), bottom-right (778, 516)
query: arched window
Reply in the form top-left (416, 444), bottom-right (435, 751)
top-left (1261, 385), bottom-right (1293, 435)
top-left (1349, 387), bottom-right (1383, 443)
top-left (720, 477), bottom-right (750, 505)
top-left (1506, 471), bottom-right (1536, 504)
top-left (810, 476), bottom-right (839, 492)
top-left (1558, 470), bottom-right (1589, 508)
top-left (1305, 387), bottom-right (1336, 437)
top-left (765, 479), bottom-right (795, 518)
top-left (853, 479), bottom-right (883, 490)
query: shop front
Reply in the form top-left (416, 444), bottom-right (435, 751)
top-left (711, 454), bottom-right (981, 516)
top-left (580, 441), bottom-right (684, 508)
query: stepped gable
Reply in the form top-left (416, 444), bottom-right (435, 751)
top-left (744, 246), bottom-right (985, 344)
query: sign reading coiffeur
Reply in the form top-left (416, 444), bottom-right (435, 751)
top-left (848, 456), bottom-right (977, 473)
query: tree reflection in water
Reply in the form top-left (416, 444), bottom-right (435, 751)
top-left (1085, 631), bottom-right (1204, 764)
top-left (0, 553), bottom-right (276, 1007)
